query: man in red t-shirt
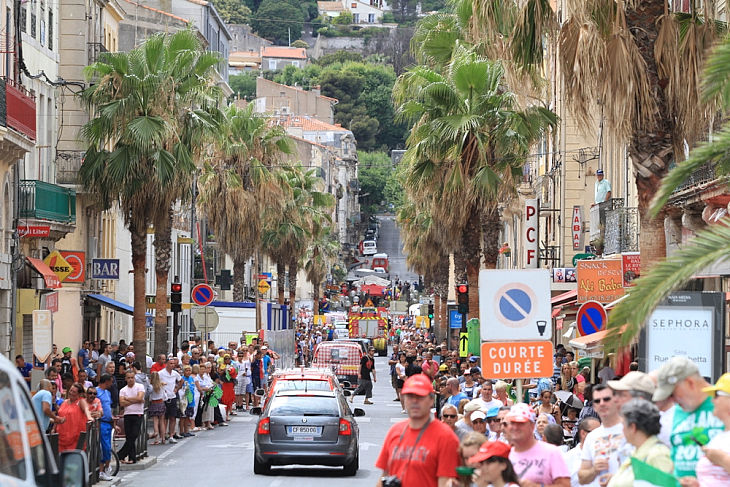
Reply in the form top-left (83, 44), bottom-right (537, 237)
top-left (376, 374), bottom-right (460, 487)
top-left (420, 351), bottom-right (439, 379)
top-left (149, 354), bottom-right (166, 373)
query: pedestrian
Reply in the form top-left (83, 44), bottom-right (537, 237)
top-left (55, 382), bottom-right (92, 452)
top-left (440, 404), bottom-right (459, 433)
top-left (375, 374), bottom-right (460, 487)
top-left (150, 354), bottom-right (166, 373)
top-left (32, 379), bottom-right (63, 434)
top-left (578, 384), bottom-right (628, 487)
top-left (159, 357), bottom-right (183, 443)
top-left (467, 440), bottom-right (521, 487)
top-left (351, 347), bottom-right (376, 405)
top-left (696, 372), bottom-right (730, 485)
top-left (493, 381), bottom-right (514, 407)
top-left (148, 372), bottom-right (166, 445)
top-left (607, 371), bottom-right (655, 406)
top-left (395, 353), bottom-right (407, 412)
top-left (97, 374), bottom-right (115, 481)
top-left (180, 365), bottom-right (198, 437)
top-left (60, 347), bottom-right (79, 382)
top-left (653, 356), bottom-right (723, 481)
top-left (474, 380), bottom-right (502, 410)
top-left (118, 371), bottom-right (145, 464)
top-left (534, 389), bottom-right (561, 425)
top-left (458, 431), bottom-right (489, 466)
top-left (15, 354), bottom-right (32, 388)
top-left (606, 399), bottom-right (672, 487)
top-left (504, 403), bottom-right (570, 487)
top-left (564, 417), bottom-right (600, 487)
top-left (455, 400), bottom-right (483, 439)
top-left (535, 413), bottom-right (553, 440)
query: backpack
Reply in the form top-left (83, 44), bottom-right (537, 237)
top-left (60, 357), bottom-right (73, 377)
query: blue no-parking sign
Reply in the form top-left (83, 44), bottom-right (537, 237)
top-left (576, 301), bottom-right (607, 336)
top-left (478, 269), bottom-right (552, 341)
top-left (191, 283), bottom-right (214, 306)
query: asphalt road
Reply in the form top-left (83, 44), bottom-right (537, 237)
top-left (375, 215), bottom-right (419, 285)
top-left (117, 356), bottom-right (400, 486)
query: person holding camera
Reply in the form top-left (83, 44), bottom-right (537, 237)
top-left (376, 374), bottom-right (460, 487)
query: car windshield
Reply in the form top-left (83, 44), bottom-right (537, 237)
top-left (274, 380), bottom-right (331, 392)
top-left (269, 396), bottom-right (339, 416)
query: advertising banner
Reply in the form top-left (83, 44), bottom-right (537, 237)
top-left (32, 310), bottom-right (53, 363)
top-left (622, 252), bottom-right (640, 287)
top-left (576, 259), bottom-right (624, 304)
top-left (639, 292), bottom-right (724, 381)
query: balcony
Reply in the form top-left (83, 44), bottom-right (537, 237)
top-left (88, 42), bottom-right (108, 65)
top-left (589, 198), bottom-right (624, 241)
top-left (19, 180), bottom-right (76, 224)
top-left (56, 150), bottom-right (85, 185)
top-left (4, 78), bottom-right (36, 141)
top-left (588, 198), bottom-right (639, 255)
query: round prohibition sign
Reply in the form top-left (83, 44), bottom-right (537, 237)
top-left (63, 254), bottom-right (84, 281)
top-left (191, 283), bottom-right (214, 306)
top-left (492, 282), bottom-right (537, 328)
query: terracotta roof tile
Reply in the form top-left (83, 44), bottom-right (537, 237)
top-left (261, 46), bottom-right (307, 60)
top-left (279, 115), bottom-right (350, 132)
top-left (318, 1), bottom-right (345, 11)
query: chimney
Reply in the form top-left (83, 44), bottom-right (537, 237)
top-left (312, 85), bottom-right (321, 96)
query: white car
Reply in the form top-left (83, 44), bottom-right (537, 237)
top-left (373, 267), bottom-right (387, 274)
top-left (362, 240), bottom-right (377, 256)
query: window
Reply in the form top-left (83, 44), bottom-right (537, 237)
top-left (269, 396), bottom-right (339, 416)
top-left (368, 13), bottom-right (375, 23)
top-left (47, 10), bottom-right (53, 50)
top-left (291, 61), bottom-right (300, 68)
top-left (0, 371), bottom-right (27, 479)
top-left (351, 2), bottom-right (356, 6)
top-left (16, 381), bottom-right (50, 484)
top-left (353, 13), bottom-right (359, 23)
top-left (30, 0), bottom-right (36, 38)
top-left (20, 3), bottom-right (26, 33)
top-left (268, 59), bottom-right (277, 70)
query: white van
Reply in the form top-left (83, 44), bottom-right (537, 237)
top-left (362, 240), bottom-right (377, 256)
top-left (0, 354), bottom-right (88, 487)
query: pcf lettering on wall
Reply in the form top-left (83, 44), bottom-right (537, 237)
top-left (525, 199), bottom-right (538, 268)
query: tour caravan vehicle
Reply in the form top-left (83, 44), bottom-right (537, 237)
top-left (362, 240), bottom-right (377, 256)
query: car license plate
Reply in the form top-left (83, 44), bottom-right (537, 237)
top-left (287, 426), bottom-right (321, 436)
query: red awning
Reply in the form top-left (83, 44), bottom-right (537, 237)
top-left (552, 307), bottom-right (562, 318)
top-left (361, 284), bottom-right (384, 296)
top-left (551, 289), bottom-right (577, 305)
top-left (26, 257), bottom-right (61, 289)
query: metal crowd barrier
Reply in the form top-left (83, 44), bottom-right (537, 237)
top-left (73, 419), bottom-right (101, 484)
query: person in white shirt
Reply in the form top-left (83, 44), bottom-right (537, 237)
top-left (118, 371), bottom-right (145, 464)
top-left (564, 417), bottom-right (600, 487)
top-left (158, 359), bottom-right (182, 443)
top-left (474, 380), bottom-right (504, 411)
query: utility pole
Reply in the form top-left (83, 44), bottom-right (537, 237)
top-left (288, 27), bottom-right (291, 46)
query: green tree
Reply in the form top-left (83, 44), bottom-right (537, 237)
top-left (291, 39), bottom-right (309, 49)
top-left (251, 0), bottom-right (304, 44)
top-left (80, 30), bottom-right (221, 360)
top-left (210, 0), bottom-right (251, 23)
top-left (229, 72), bottom-right (257, 100)
top-left (316, 51), bottom-right (363, 66)
top-left (605, 35), bottom-right (730, 349)
top-left (333, 11), bottom-right (353, 25)
top-left (390, 0), bottom-right (418, 23)
top-left (358, 152), bottom-right (392, 213)
top-left (273, 63), bottom-right (322, 90)
top-left (304, 224), bottom-right (340, 305)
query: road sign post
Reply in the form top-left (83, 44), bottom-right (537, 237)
top-left (480, 341), bottom-right (554, 379)
top-left (191, 283), bottom-right (214, 307)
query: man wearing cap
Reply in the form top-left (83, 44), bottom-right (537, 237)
top-left (60, 347), bottom-right (78, 382)
top-left (504, 403), bottom-right (570, 487)
top-left (376, 374), bottom-right (460, 487)
top-left (608, 371), bottom-right (655, 407)
top-left (578, 384), bottom-right (628, 487)
top-left (695, 373), bottom-right (730, 485)
top-left (485, 407), bottom-right (502, 441)
top-left (653, 356), bottom-right (723, 482)
top-left (455, 400), bottom-right (484, 439)
top-left (593, 169), bottom-right (611, 205)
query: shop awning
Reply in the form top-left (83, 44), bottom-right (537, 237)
top-left (26, 257), bottom-right (61, 289)
top-left (551, 289), bottom-right (577, 305)
top-left (87, 294), bottom-right (153, 319)
top-left (569, 325), bottom-right (628, 350)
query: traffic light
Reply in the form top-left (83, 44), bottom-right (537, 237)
top-left (457, 283), bottom-right (469, 314)
top-left (171, 281), bottom-right (182, 313)
top-left (428, 303), bottom-right (434, 320)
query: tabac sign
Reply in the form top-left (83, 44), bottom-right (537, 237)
top-left (572, 206), bottom-right (584, 250)
top-left (43, 251), bottom-right (72, 283)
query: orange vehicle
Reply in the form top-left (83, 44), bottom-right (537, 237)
top-left (260, 367), bottom-right (349, 408)
top-left (370, 253), bottom-right (389, 273)
top-left (348, 307), bottom-right (388, 356)
top-left (312, 342), bottom-right (363, 387)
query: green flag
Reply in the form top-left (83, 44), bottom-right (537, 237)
top-left (631, 457), bottom-right (680, 487)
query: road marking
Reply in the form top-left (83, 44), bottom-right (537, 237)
top-left (391, 417), bottom-right (404, 423)
top-left (229, 416), bottom-right (254, 422)
top-left (354, 417), bottom-right (371, 423)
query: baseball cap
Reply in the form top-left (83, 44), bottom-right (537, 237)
top-left (471, 411), bottom-right (487, 421)
top-left (505, 403), bottom-right (536, 423)
top-left (464, 368), bottom-right (471, 375)
top-left (471, 366), bottom-right (481, 375)
top-left (261, 346), bottom-right (268, 350)
top-left (468, 356), bottom-right (479, 363)
top-left (597, 169), bottom-right (604, 175)
top-left (125, 352), bottom-right (135, 358)
top-left (439, 364), bottom-right (448, 372)
top-left (486, 407), bottom-right (500, 419)
top-left (401, 374), bottom-right (434, 396)
top-left (62, 347), bottom-right (72, 354)
top-left (468, 441), bottom-right (512, 464)
top-left (653, 356), bottom-right (700, 401)
top-left (464, 400), bottom-right (484, 413)
top-left (608, 371), bottom-right (656, 395)
top-left (703, 373), bottom-right (730, 396)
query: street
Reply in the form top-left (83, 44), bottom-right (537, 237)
top-left (117, 356), bottom-right (397, 486)
top-left (376, 215), bottom-right (419, 285)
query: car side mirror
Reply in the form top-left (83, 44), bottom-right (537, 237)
top-left (343, 390), bottom-right (351, 397)
top-left (353, 408), bottom-right (366, 417)
top-left (60, 450), bottom-right (88, 487)
top-left (255, 388), bottom-right (265, 396)
top-left (341, 381), bottom-right (351, 389)
top-left (250, 407), bottom-right (262, 416)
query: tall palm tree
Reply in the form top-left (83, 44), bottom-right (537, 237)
top-left (472, 0), bottom-right (725, 270)
top-left (303, 225), bottom-right (340, 305)
top-left (394, 44), bottom-right (556, 317)
top-left (198, 104), bottom-right (292, 302)
top-left (605, 35), bottom-right (730, 349)
top-left (80, 30), bottom-right (221, 362)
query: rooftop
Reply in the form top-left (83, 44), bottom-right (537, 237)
top-left (120, 0), bottom-right (189, 22)
top-left (279, 115), bottom-right (350, 133)
top-left (258, 78), bottom-right (338, 103)
top-left (261, 46), bottom-right (307, 60)
top-left (318, 1), bottom-right (346, 11)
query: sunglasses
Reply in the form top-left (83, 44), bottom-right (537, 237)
top-left (442, 414), bottom-right (457, 418)
top-left (472, 419), bottom-right (485, 424)
top-left (487, 418), bottom-right (500, 423)
top-left (715, 390), bottom-right (730, 398)
top-left (87, 392), bottom-right (97, 396)
top-left (593, 397), bottom-right (612, 404)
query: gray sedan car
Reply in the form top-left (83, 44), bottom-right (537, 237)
top-left (253, 389), bottom-right (364, 475)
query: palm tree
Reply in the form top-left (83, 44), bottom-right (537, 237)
top-left (80, 30), bottom-right (221, 362)
top-left (605, 35), bottom-right (730, 349)
top-left (198, 104), bottom-right (292, 302)
top-left (393, 44), bottom-right (556, 317)
top-left (471, 0), bottom-right (725, 270)
top-left (303, 225), bottom-right (340, 305)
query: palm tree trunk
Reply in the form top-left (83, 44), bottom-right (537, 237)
top-left (481, 206), bottom-right (501, 269)
top-left (311, 279), bottom-right (320, 306)
top-left (277, 261), bottom-right (285, 304)
top-left (434, 254), bottom-right (450, 343)
top-left (461, 206), bottom-right (481, 320)
top-left (625, 0), bottom-right (674, 271)
top-left (153, 208), bottom-right (173, 361)
top-left (130, 216), bottom-right (148, 368)
top-left (289, 260), bottom-right (298, 307)
top-left (233, 258), bottom-right (246, 302)
top-left (433, 294), bottom-right (442, 341)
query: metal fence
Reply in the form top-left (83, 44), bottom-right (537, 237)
top-left (265, 329), bottom-right (296, 369)
top-left (604, 207), bottom-right (640, 255)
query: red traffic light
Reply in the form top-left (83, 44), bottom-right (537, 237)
top-left (457, 284), bottom-right (468, 294)
top-left (171, 283), bottom-right (182, 293)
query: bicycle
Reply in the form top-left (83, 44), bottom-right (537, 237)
top-left (103, 421), bottom-right (120, 477)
